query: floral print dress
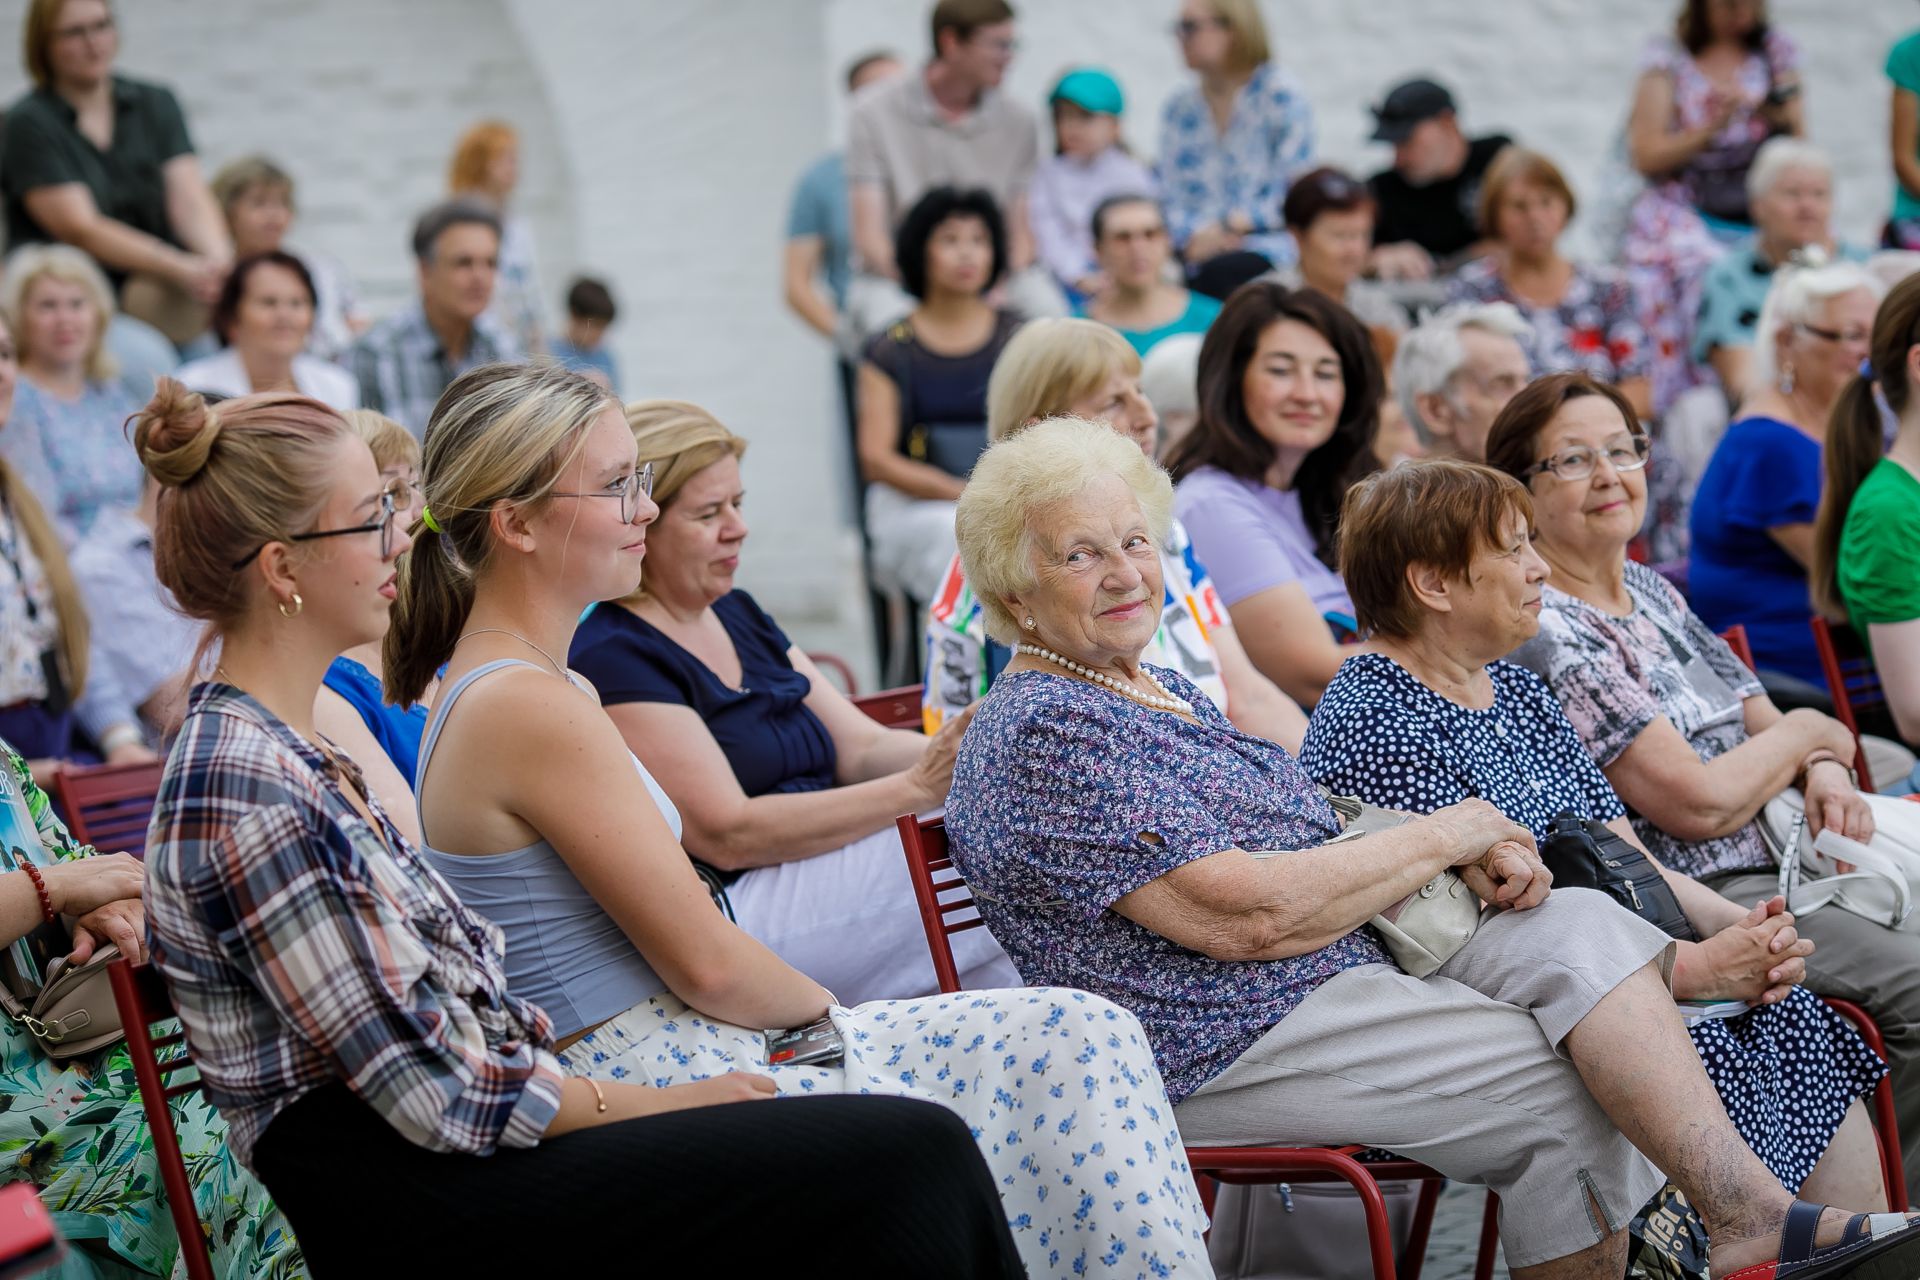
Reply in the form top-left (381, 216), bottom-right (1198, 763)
top-left (0, 746), bottom-right (300, 1279)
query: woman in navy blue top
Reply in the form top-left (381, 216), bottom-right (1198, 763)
top-left (569, 402), bottom-right (1016, 1004)
top-left (1687, 260), bottom-right (1882, 690)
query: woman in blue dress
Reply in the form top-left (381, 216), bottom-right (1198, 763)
top-left (1300, 458), bottom-right (1889, 1204)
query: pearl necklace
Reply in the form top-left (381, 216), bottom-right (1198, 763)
top-left (1015, 643), bottom-right (1194, 714)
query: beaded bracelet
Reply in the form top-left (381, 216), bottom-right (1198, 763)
top-left (12, 855), bottom-right (54, 925)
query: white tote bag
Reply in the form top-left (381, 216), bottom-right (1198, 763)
top-left (1756, 790), bottom-right (1920, 929)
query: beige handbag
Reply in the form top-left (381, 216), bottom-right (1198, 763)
top-left (0, 941), bottom-right (124, 1060)
top-left (1324, 793), bottom-right (1485, 979)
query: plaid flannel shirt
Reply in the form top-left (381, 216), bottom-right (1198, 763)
top-left (346, 302), bottom-right (524, 438)
top-left (145, 683), bottom-right (563, 1168)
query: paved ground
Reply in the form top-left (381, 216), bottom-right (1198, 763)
top-left (1423, 1181), bottom-right (1507, 1280)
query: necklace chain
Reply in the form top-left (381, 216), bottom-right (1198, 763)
top-left (457, 628), bottom-right (573, 683)
top-left (1015, 643), bottom-right (1193, 714)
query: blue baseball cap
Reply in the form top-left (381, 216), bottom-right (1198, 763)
top-left (1050, 68), bottom-right (1124, 116)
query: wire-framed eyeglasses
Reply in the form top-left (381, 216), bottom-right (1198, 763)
top-left (552, 461), bottom-right (654, 523)
top-left (1521, 435), bottom-right (1651, 483)
top-left (230, 489), bottom-right (398, 571)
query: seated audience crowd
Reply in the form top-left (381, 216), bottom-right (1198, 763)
top-left (7, 0), bottom-right (1920, 1276)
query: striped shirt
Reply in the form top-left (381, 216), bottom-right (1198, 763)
top-left (145, 683), bottom-right (563, 1168)
top-left (346, 302), bottom-right (524, 437)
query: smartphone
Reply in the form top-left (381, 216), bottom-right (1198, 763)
top-left (767, 1016), bottom-right (845, 1068)
top-left (0, 1183), bottom-right (62, 1280)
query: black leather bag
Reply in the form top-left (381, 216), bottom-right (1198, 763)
top-left (1539, 811), bottom-right (1696, 942)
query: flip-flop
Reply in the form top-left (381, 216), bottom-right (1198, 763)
top-left (1724, 1199), bottom-right (1920, 1279)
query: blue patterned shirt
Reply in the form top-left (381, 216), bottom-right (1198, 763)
top-left (946, 665), bottom-right (1387, 1102)
top-left (1156, 62), bottom-right (1316, 267)
top-left (145, 683), bottom-right (564, 1167)
top-left (5, 378), bottom-right (145, 537)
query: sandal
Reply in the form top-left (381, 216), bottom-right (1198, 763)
top-left (1725, 1199), bottom-right (1920, 1279)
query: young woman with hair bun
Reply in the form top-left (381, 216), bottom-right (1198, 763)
top-left (138, 373), bottom-right (1026, 1277)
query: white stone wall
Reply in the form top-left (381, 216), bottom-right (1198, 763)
top-left (0, 0), bottom-right (1910, 680)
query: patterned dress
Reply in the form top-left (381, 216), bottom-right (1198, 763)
top-left (1156, 63), bottom-right (1316, 268)
top-left (1510, 561), bottom-right (1773, 881)
top-left (0, 744), bottom-right (299, 1278)
top-left (922, 517), bottom-right (1231, 732)
top-left (1300, 653), bottom-right (1885, 1191)
top-left (556, 988), bottom-right (1212, 1280)
top-left (5, 379), bottom-right (146, 538)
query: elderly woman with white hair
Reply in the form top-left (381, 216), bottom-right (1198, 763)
top-left (1138, 329), bottom-right (1203, 460)
top-left (922, 317), bottom-right (1306, 748)
top-left (1, 243), bottom-right (147, 534)
top-left (942, 417), bottom-right (1920, 1280)
top-left (1694, 139), bottom-right (1867, 404)
top-left (1391, 302), bottom-right (1532, 462)
top-left (1689, 257), bottom-right (1885, 691)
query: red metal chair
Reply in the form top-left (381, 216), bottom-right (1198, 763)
top-left (1809, 616), bottom-right (1883, 792)
top-left (53, 760), bottom-right (164, 859)
top-left (804, 651), bottom-right (859, 696)
top-left (106, 959), bottom-right (214, 1280)
top-left (852, 684), bottom-right (924, 732)
top-left (894, 811), bottom-right (1473, 1280)
top-left (1719, 624), bottom-right (1755, 673)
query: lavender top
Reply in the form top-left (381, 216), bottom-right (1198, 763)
top-left (945, 664), bottom-right (1388, 1102)
top-left (1027, 147), bottom-right (1157, 288)
top-left (1174, 465), bottom-right (1353, 619)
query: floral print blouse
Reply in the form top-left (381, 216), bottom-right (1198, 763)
top-left (1447, 257), bottom-right (1650, 387)
top-left (1156, 62), bottom-right (1316, 267)
top-left (945, 665), bottom-right (1386, 1103)
top-left (1510, 560), bottom-right (1772, 880)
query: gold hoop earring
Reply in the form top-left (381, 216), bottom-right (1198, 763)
top-left (278, 592), bottom-right (303, 619)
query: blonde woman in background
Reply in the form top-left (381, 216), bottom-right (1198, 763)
top-left (923, 316), bottom-right (1308, 749)
top-left (448, 120), bottom-right (545, 354)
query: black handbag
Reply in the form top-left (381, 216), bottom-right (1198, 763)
top-left (1539, 811), bottom-right (1696, 942)
top-left (888, 322), bottom-right (989, 479)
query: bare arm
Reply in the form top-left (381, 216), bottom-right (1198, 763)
top-left (1766, 521), bottom-right (1816, 569)
top-left (1617, 377), bottom-right (1653, 423)
top-left (1869, 617), bottom-right (1920, 744)
top-left (1210, 622), bottom-right (1309, 753)
top-left (453, 668), bottom-right (831, 1029)
top-left (314, 686), bottom-right (423, 849)
top-left (1005, 190), bottom-right (1036, 274)
top-left (1895, 89), bottom-right (1920, 205)
top-left (1602, 706), bottom-right (1855, 841)
top-left (850, 182), bottom-right (897, 280)
top-left (1110, 799), bottom-right (1539, 962)
top-left (603, 698), bottom-right (938, 872)
top-left (782, 237), bottom-right (839, 339)
top-left (1223, 582), bottom-right (1351, 706)
top-left (789, 647), bottom-right (929, 784)
top-left (161, 154), bottom-right (232, 262)
top-left (1627, 69), bottom-right (1725, 177)
top-left (23, 184), bottom-right (197, 283)
top-left (856, 361), bottom-right (967, 499)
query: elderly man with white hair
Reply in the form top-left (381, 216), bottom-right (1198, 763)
top-left (1694, 139), bottom-right (1867, 404)
top-left (1390, 302), bottom-right (1531, 462)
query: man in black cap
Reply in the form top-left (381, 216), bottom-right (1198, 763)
top-left (1365, 77), bottom-right (1511, 281)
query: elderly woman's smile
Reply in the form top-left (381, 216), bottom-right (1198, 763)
top-left (1018, 473), bottom-right (1166, 663)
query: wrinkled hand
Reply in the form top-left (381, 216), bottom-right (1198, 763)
top-left (43, 853), bottom-right (143, 918)
top-left (1803, 760), bottom-right (1874, 845)
top-left (1458, 839), bottom-right (1552, 911)
top-left (907, 702), bottom-right (977, 807)
top-left (1430, 798), bottom-right (1537, 865)
top-left (69, 897), bottom-right (145, 965)
top-left (1782, 707), bottom-right (1859, 765)
top-left (1685, 896), bottom-right (1812, 1004)
top-left (1369, 242), bottom-right (1434, 282)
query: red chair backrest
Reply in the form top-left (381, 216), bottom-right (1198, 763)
top-left (53, 761), bottom-right (164, 859)
top-left (1809, 616), bottom-right (1880, 792)
top-left (805, 651), bottom-right (859, 696)
top-left (1718, 624), bottom-right (1755, 674)
top-left (894, 813), bottom-right (988, 995)
top-left (854, 684), bottom-right (925, 732)
top-left (106, 959), bottom-right (214, 1280)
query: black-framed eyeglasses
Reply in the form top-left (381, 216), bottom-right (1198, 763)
top-left (552, 461), bottom-right (654, 524)
top-left (1798, 322), bottom-right (1871, 348)
top-left (1521, 434), bottom-right (1650, 482)
top-left (1173, 16), bottom-right (1228, 38)
top-left (229, 490), bottom-right (398, 571)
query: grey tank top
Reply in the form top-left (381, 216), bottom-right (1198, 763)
top-left (416, 658), bottom-right (674, 1036)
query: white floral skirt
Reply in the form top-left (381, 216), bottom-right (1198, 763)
top-left (555, 987), bottom-right (1214, 1280)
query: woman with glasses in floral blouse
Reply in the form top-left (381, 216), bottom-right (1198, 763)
top-left (139, 375), bottom-right (1026, 1277)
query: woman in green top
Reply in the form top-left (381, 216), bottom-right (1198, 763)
top-left (1814, 273), bottom-right (1920, 765)
top-left (0, 740), bottom-right (300, 1278)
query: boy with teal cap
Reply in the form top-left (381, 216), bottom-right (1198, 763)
top-left (1029, 67), bottom-right (1155, 299)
